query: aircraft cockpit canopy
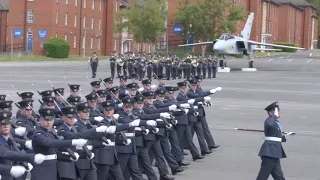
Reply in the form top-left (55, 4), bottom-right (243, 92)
top-left (219, 34), bottom-right (235, 40)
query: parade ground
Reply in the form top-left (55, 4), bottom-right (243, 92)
top-left (0, 50), bottom-right (320, 180)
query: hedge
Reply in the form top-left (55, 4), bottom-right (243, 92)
top-left (274, 42), bottom-right (298, 52)
top-left (44, 37), bottom-right (70, 58)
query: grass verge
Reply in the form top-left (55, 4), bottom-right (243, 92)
top-left (0, 55), bottom-right (109, 62)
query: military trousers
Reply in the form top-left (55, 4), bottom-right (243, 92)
top-left (146, 140), bottom-right (169, 176)
top-left (167, 129), bottom-right (184, 163)
top-left (200, 116), bottom-right (216, 148)
top-left (175, 124), bottom-right (200, 158)
top-left (90, 62), bottom-right (98, 78)
top-left (256, 156), bottom-right (285, 180)
top-left (117, 153), bottom-right (143, 180)
top-left (136, 146), bottom-right (158, 180)
top-left (190, 121), bottom-right (209, 152)
top-left (158, 136), bottom-right (180, 172)
top-left (110, 63), bottom-right (115, 79)
top-left (78, 168), bottom-right (97, 180)
top-left (95, 162), bottom-right (124, 180)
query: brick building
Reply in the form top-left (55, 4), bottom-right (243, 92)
top-left (2, 0), bottom-right (117, 56)
top-left (0, 1), bottom-right (8, 52)
top-left (165, 0), bottom-right (318, 51)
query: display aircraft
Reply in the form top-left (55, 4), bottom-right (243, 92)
top-left (178, 12), bottom-right (305, 68)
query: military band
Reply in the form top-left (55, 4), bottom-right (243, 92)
top-left (109, 52), bottom-right (218, 81)
top-left (0, 62), bottom-right (292, 180)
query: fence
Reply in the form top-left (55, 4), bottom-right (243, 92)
top-left (156, 39), bottom-right (214, 54)
top-left (0, 43), bottom-right (26, 53)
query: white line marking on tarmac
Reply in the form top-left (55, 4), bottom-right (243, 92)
top-left (279, 57), bottom-right (284, 59)
top-left (268, 59), bottom-right (273, 61)
top-left (288, 59), bottom-right (293, 62)
top-left (307, 59), bottom-right (312, 63)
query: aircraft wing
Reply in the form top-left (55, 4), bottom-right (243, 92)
top-left (178, 40), bottom-right (218, 47)
top-left (253, 48), bottom-right (281, 51)
top-left (248, 40), bottom-right (305, 50)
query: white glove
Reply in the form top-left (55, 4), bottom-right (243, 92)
top-left (34, 154), bottom-right (45, 164)
top-left (274, 107), bottom-right (279, 117)
top-left (74, 118), bottom-right (78, 122)
top-left (146, 120), bottom-right (157, 126)
top-left (70, 152), bottom-right (80, 161)
top-left (125, 90), bottom-right (129, 95)
top-left (89, 152), bottom-right (95, 159)
top-left (96, 125), bottom-right (108, 133)
top-left (25, 140), bottom-right (33, 150)
top-left (113, 114), bottom-right (120, 120)
top-left (10, 166), bottom-right (26, 178)
top-left (143, 129), bottom-right (150, 135)
top-left (194, 106), bottom-right (198, 109)
top-left (94, 116), bottom-right (104, 122)
top-left (285, 132), bottom-right (295, 138)
top-left (174, 120), bottom-right (178, 124)
top-left (138, 87), bottom-right (144, 92)
top-left (26, 163), bottom-right (33, 172)
top-left (180, 103), bottom-right (190, 108)
top-left (134, 127), bottom-right (142, 131)
top-left (166, 124), bottom-right (172, 129)
top-left (106, 126), bottom-right (116, 134)
top-left (215, 87), bottom-right (222, 91)
top-left (118, 103), bottom-right (123, 108)
top-left (14, 127), bottom-right (26, 137)
top-left (204, 96), bottom-right (211, 101)
top-left (198, 102), bottom-right (203, 105)
top-left (130, 119), bottom-right (140, 127)
top-left (187, 99), bottom-right (195, 104)
top-left (156, 119), bottom-right (163, 122)
top-left (160, 112), bottom-right (170, 119)
top-left (210, 89), bottom-right (217, 94)
top-left (102, 139), bottom-right (112, 146)
top-left (184, 109), bottom-right (189, 114)
top-left (150, 84), bottom-right (157, 89)
top-left (72, 139), bottom-right (88, 147)
top-left (168, 104), bottom-right (177, 111)
top-left (88, 60), bottom-right (90, 62)
top-left (124, 139), bottom-right (132, 145)
top-left (87, 145), bottom-right (93, 150)
top-left (152, 128), bottom-right (159, 133)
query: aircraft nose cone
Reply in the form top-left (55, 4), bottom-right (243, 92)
top-left (213, 44), bottom-right (223, 53)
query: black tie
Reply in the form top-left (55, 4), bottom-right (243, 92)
top-left (86, 123), bottom-right (92, 129)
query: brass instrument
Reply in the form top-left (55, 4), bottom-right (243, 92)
top-left (191, 58), bottom-right (199, 67)
top-left (116, 58), bottom-right (124, 66)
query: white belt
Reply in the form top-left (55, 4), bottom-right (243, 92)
top-left (44, 154), bottom-right (57, 160)
top-left (106, 142), bottom-right (115, 146)
top-left (265, 137), bottom-right (281, 142)
top-left (125, 133), bottom-right (135, 137)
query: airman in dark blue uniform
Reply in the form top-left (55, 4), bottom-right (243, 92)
top-left (256, 102), bottom-right (287, 180)
top-left (15, 100), bottom-right (38, 139)
top-left (89, 52), bottom-right (99, 78)
top-left (67, 84), bottom-right (80, 100)
top-left (118, 75), bottom-right (128, 99)
top-left (53, 88), bottom-right (67, 109)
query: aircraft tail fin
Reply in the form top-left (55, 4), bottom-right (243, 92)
top-left (240, 12), bottom-right (254, 40)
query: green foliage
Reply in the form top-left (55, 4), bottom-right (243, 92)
top-left (173, 0), bottom-right (246, 42)
top-left (274, 42), bottom-right (298, 52)
top-left (43, 37), bottom-right (70, 58)
top-left (157, 51), bottom-right (215, 58)
top-left (114, 0), bottom-right (167, 46)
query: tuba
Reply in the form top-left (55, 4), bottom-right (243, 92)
top-left (191, 59), bottom-right (199, 67)
top-left (116, 58), bottom-right (124, 66)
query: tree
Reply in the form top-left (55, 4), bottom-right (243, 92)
top-left (173, 0), bottom-right (246, 55)
top-left (114, 0), bottom-right (168, 52)
top-left (305, 0), bottom-right (320, 48)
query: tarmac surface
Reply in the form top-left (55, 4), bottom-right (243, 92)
top-left (1, 50), bottom-right (320, 180)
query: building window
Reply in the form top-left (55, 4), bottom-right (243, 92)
top-left (99, 18), bottom-right (101, 30)
top-left (56, 33), bottom-right (58, 37)
top-left (100, 0), bottom-right (102, 11)
top-left (65, 12), bottom-right (68, 26)
top-left (56, 11), bottom-right (59, 24)
top-left (92, 0), bottom-right (95, 10)
top-left (27, 9), bottom-right (34, 23)
top-left (83, 16), bottom-right (86, 28)
top-left (66, 0), bottom-right (68, 5)
top-left (84, 0), bottom-right (86, 8)
top-left (65, 34), bottom-right (68, 41)
top-left (74, 14), bottom-right (77, 27)
top-left (91, 17), bottom-right (94, 29)
top-left (57, 0), bottom-right (59, 3)
top-left (73, 36), bottom-right (77, 48)
top-left (98, 38), bottom-right (100, 50)
top-left (115, 0), bottom-right (118, 12)
top-left (75, 0), bottom-right (77, 6)
top-left (90, 38), bottom-right (93, 49)
top-left (114, 40), bottom-right (117, 51)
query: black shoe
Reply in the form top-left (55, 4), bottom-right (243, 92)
top-left (209, 145), bottom-right (220, 150)
top-left (172, 166), bottom-right (186, 175)
top-left (179, 161), bottom-right (190, 166)
top-left (160, 174), bottom-right (175, 180)
top-left (201, 149), bottom-right (213, 156)
top-left (193, 155), bottom-right (205, 161)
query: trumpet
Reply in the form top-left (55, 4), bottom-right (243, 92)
top-left (116, 58), bottom-right (124, 66)
top-left (191, 59), bottom-right (199, 67)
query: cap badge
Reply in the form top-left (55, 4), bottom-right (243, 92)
top-left (6, 102), bottom-right (9, 105)
top-left (85, 103), bottom-right (88, 107)
top-left (75, 97), bottom-right (78, 101)
top-left (27, 93), bottom-right (30, 96)
top-left (73, 86), bottom-right (76, 89)
top-left (49, 97), bottom-right (52, 101)
top-left (47, 110), bottom-right (51, 114)
top-left (70, 108), bottom-right (74, 112)
top-left (3, 113), bottom-right (7, 118)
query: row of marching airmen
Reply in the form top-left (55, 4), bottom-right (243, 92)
top-left (0, 74), bottom-right (222, 180)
